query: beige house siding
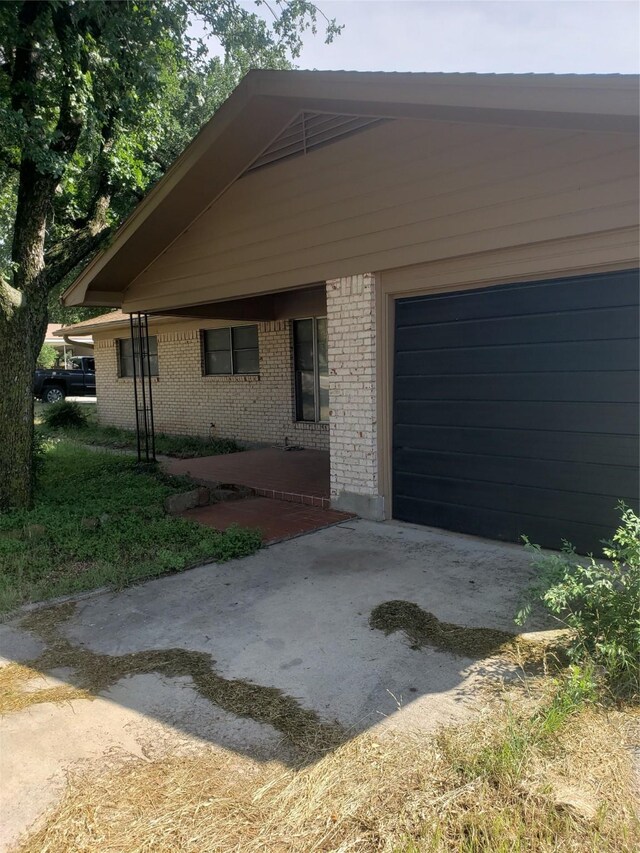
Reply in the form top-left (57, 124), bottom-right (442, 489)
top-left (123, 119), bottom-right (639, 312)
top-left (93, 320), bottom-right (329, 450)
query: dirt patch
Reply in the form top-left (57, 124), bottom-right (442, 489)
top-left (1, 603), bottom-right (342, 752)
top-left (370, 600), bottom-right (565, 666)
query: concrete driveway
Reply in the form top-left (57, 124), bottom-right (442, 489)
top-left (0, 519), bottom-right (549, 850)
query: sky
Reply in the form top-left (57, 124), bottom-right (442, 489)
top-left (254, 0), bottom-right (640, 74)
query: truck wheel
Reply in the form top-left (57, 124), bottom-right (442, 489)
top-left (43, 386), bottom-right (65, 404)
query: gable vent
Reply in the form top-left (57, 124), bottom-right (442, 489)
top-left (247, 112), bottom-right (386, 173)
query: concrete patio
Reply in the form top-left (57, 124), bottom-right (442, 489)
top-left (0, 519), bottom-right (549, 850)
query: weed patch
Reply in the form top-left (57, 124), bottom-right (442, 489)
top-left (0, 441), bottom-right (260, 611)
top-left (517, 504), bottom-right (640, 696)
top-left (16, 671), bottom-right (639, 853)
top-left (38, 406), bottom-right (240, 457)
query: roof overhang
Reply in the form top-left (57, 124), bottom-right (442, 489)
top-left (62, 70), bottom-right (640, 309)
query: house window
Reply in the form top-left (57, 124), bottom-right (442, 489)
top-left (118, 336), bottom-right (158, 378)
top-left (203, 325), bottom-right (259, 375)
top-left (293, 318), bottom-right (328, 422)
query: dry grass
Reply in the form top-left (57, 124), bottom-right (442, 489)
top-left (8, 602), bottom-right (638, 851)
top-left (17, 683), bottom-right (639, 853)
top-left (0, 661), bottom-right (91, 713)
top-left (370, 600), bottom-right (567, 668)
top-left (1, 603), bottom-right (342, 750)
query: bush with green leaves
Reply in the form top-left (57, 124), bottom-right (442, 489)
top-left (516, 505), bottom-right (640, 695)
top-left (41, 401), bottom-right (89, 430)
top-left (37, 343), bottom-right (58, 369)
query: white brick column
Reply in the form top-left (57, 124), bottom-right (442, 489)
top-left (326, 273), bottom-right (383, 519)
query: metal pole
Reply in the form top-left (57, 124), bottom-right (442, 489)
top-left (143, 313), bottom-right (157, 462)
top-left (130, 314), bottom-right (142, 463)
top-left (136, 315), bottom-right (149, 461)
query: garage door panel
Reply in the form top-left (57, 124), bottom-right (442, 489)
top-left (395, 400), bottom-right (636, 434)
top-left (392, 495), bottom-right (615, 554)
top-left (394, 448), bottom-right (638, 500)
top-left (395, 269), bottom-right (638, 327)
top-left (394, 424), bottom-right (637, 467)
top-left (394, 472), bottom-right (621, 529)
top-left (395, 306), bottom-right (635, 351)
top-left (395, 338), bottom-right (637, 375)
top-left (392, 268), bottom-right (639, 552)
top-left (395, 371), bottom-right (638, 403)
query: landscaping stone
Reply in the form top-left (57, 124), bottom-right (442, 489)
top-left (81, 517), bottom-right (100, 530)
top-left (210, 487), bottom-right (246, 503)
top-left (164, 487), bottom-right (210, 515)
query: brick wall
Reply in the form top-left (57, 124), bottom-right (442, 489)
top-left (94, 321), bottom-right (329, 450)
top-left (326, 273), bottom-right (382, 518)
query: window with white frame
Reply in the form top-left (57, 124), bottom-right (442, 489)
top-left (202, 326), bottom-right (259, 375)
top-left (293, 317), bottom-right (328, 422)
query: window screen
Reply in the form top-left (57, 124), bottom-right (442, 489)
top-left (203, 326), bottom-right (259, 375)
top-left (118, 336), bottom-right (158, 377)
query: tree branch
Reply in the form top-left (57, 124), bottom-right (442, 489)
top-left (9, 1), bottom-right (44, 117)
top-left (49, 3), bottom-right (84, 158)
top-left (0, 275), bottom-right (25, 320)
top-left (44, 226), bottom-right (112, 290)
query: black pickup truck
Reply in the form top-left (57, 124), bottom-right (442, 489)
top-left (34, 356), bottom-right (96, 403)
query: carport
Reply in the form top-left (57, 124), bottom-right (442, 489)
top-left (60, 70), bottom-right (640, 552)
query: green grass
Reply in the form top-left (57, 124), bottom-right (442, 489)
top-left (450, 665), bottom-right (599, 788)
top-left (35, 402), bottom-right (240, 458)
top-left (0, 440), bottom-right (261, 613)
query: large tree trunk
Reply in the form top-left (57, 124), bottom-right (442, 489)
top-left (0, 154), bottom-right (53, 511)
top-left (0, 294), bottom-right (47, 511)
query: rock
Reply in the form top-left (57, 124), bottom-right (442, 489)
top-left (164, 487), bottom-right (210, 515)
top-left (212, 484), bottom-right (252, 501)
top-left (99, 513), bottom-right (110, 525)
top-left (211, 487), bottom-right (244, 503)
top-left (196, 486), bottom-right (210, 507)
top-left (551, 783), bottom-right (598, 822)
top-left (81, 517), bottom-right (100, 530)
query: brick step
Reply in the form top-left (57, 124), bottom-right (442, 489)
top-left (179, 496), bottom-right (354, 544)
top-left (249, 485), bottom-right (331, 510)
top-left (172, 472), bottom-right (330, 510)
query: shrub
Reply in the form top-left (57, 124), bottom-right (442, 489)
top-left (516, 505), bottom-right (640, 695)
top-left (37, 343), bottom-right (58, 369)
top-left (41, 400), bottom-right (89, 430)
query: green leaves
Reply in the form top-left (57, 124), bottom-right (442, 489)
top-left (516, 504), bottom-right (640, 695)
top-left (0, 0), bottom-right (341, 313)
top-left (0, 441), bottom-right (262, 611)
top-left (36, 342), bottom-right (58, 369)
